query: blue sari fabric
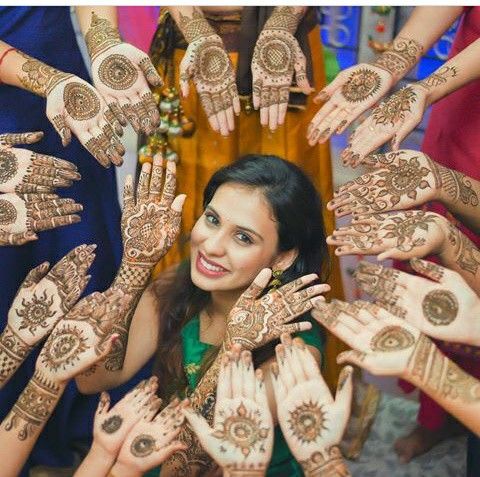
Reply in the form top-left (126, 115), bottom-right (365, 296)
top-left (0, 7), bottom-right (151, 474)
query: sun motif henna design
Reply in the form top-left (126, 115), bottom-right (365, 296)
top-left (98, 54), bottom-right (138, 90)
top-left (101, 414), bottom-right (123, 434)
top-left (213, 402), bottom-right (270, 457)
top-left (17, 290), bottom-right (55, 335)
top-left (130, 433), bottom-right (157, 457)
top-left (370, 325), bottom-right (415, 352)
top-left (422, 289), bottom-right (459, 326)
top-left (288, 400), bottom-right (327, 444)
top-left (0, 198), bottom-right (18, 225)
top-left (372, 87), bottom-right (417, 127)
top-left (341, 68), bottom-right (381, 103)
top-left (63, 82), bottom-right (101, 121)
top-left (41, 324), bottom-right (89, 372)
top-left (0, 149), bottom-right (18, 184)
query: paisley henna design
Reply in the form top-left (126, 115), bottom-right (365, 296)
top-left (3, 370), bottom-right (61, 440)
top-left (0, 199), bottom-right (18, 225)
top-left (374, 37), bottom-right (423, 78)
top-left (98, 54), bottom-right (138, 90)
top-left (370, 326), bottom-right (415, 352)
top-left (341, 68), bottom-right (381, 103)
top-left (372, 87), bottom-right (417, 127)
top-left (63, 82), bottom-right (101, 121)
top-left (299, 446), bottom-right (351, 477)
top-left (422, 289), bottom-right (459, 326)
top-left (101, 415), bottom-right (123, 434)
top-left (85, 12), bottom-right (122, 60)
top-left (288, 400), bottom-right (327, 444)
top-left (130, 433), bottom-right (157, 457)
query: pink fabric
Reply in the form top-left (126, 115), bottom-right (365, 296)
top-left (117, 6), bottom-right (159, 53)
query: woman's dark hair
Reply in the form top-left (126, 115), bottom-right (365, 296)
top-left (153, 154), bottom-right (330, 401)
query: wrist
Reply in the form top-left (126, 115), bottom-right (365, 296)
top-left (84, 442), bottom-right (116, 471)
top-left (299, 447), bottom-right (350, 477)
top-left (113, 259), bottom-right (152, 292)
top-left (110, 460), bottom-right (142, 477)
top-left (85, 12), bottom-right (121, 60)
top-left (223, 468), bottom-right (266, 477)
top-left (404, 333), bottom-right (437, 385)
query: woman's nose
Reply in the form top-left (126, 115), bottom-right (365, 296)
top-left (203, 231), bottom-right (226, 256)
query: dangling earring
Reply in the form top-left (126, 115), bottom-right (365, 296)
top-left (268, 270), bottom-right (283, 290)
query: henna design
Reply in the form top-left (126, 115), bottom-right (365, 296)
top-left (374, 37), bottom-right (423, 77)
top-left (0, 198), bottom-right (17, 225)
top-left (17, 289), bottom-right (55, 334)
top-left (0, 149), bottom-right (18, 184)
top-left (372, 87), bottom-right (417, 127)
top-left (0, 325), bottom-right (32, 385)
top-left (447, 225), bottom-right (480, 275)
top-left (131, 433), bottom-right (157, 457)
top-left (63, 82), bottom-right (101, 121)
top-left (253, 33), bottom-right (294, 79)
top-left (4, 370), bottom-right (61, 440)
top-left (264, 7), bottom-right (303, 33)
top-left (370, 325), bottom-right (415, 352)
top-left (418, 65), bottom-right (458, 90)
top-left (212, 402), bottom-right (270, 457)
top-left (18, 52), bottom-right (71, 97)
top-left (40, 324), bottom-right (89, 372)
top-left (410, 257), bottom-right (445, 282)
top-left (341, 68), bottom-right (381, 103)
top-left (434, 166), bottom-right (479, 207)
top-left (101, 415), bottom-right (123, 434)
top-left (288, 400), bottom-right (326, 443)
top-left (299, 446), bottom-right (350, 477)
top-left (98, 54), bottom-right (138, 90)
top-left (422, 289), bottom-right (459, 326)
top-left (0, 132), bottom-right (43, 146)
top-left (178, 9), bottom-right (216, 43)
top-left (85, 12), bottom-right (121, 60)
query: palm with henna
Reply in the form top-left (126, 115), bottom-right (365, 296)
top-left (272, 334), bottom-right (353, 477)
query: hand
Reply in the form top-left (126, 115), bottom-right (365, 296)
top-left (308, 64), bottom-right (393, 145)
top-left (115, 398), bottom-right (186, 475)
top-left (7, 244), bottom-right (95, 346)
top-left (353, 259), bottom-right (480, 346)
top-left (225, 268), bottom-right (330, 350)
top-left (252, 8), bottom-right (311, 131)
top-left (0, 192), bottom-right (82, 244)
top-left (184, 349), bottom-right (274, 475)
top-left (343, 85), bottom-right (429, 166)
top-left (312, 299), bottom-right (421, 377)
top-left (93, 377), bottom-right (160, 458)
top-left (46, 75), bottom-right (125, 167)
top-left (121, 155), bottom-right (185, 269)
top-left (271, 334), bottom-right (353, 474)
top-left (87, 12), bottom-right (162, 135)
top-left (327, 210), bottom-right (449, 261)
top-left (35, 288), bottom-right (128, 384)
top-left (328, 150), bottom-right (442, 217)
top-left (180, 33), bottom-right (239, 137)
top-left (0, 134), bottom-right (80, 194)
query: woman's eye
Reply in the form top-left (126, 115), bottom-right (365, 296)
top-left (236, 232), bottom-right (253, 244)
top-left (205, 212), bottom-right (219, 225)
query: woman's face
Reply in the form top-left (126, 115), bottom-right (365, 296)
top-left (190, 183), bottom-right (287, 294)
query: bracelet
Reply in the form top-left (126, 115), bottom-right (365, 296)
top-left (0, 47), bottom-right (16, 84)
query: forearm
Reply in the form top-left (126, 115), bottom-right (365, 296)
top-left (0, 40), bottom-right (71, 96)
top-left (0, 371), bottom-right (66, 477)
top-left (264, 6), bottom-right (308, 34)
top-left (74, 442), bottom-right (116, 477)
top-left (300, 447), bottom-right (351, 477)
top-left (434, 161), bottom-right (480, 232)
top-left (75, 6), bottom-right (118, 36)
top-left (406, 335), bottom-right (480, 435)
top-left (438, 223), bottom-right (480, 294)
top-left (168, 6), bottom-right (215, 43)
top-left (0, 325), bottom-right (33, 388)
top-left (417, 38), bottom-right (480, 105)
top-left (373, 6), bottom-right (462, 84)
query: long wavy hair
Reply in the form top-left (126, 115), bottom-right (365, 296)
top-left (152, 154), bottom-right (330, 401)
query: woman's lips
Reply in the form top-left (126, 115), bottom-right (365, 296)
top-left (196, 252), bottom-right (229, 278)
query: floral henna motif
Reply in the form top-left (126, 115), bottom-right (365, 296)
top-left (370, 326), bottom-right (415, 352)
top-left (372, 86), bottom-right (417, 127)
top-left (341, 68), bottom-right (381, 103)
top-left (288, 400), bottom-right (327, 444)
top-left (422, 289), bottom-right (459, 326)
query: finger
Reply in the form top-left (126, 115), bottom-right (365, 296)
top-left (216, 355), bottom-right (232, 402)
top-left (230, 351), bottom-right (243, 398)
top-left (50, 115), bottom-right (71, 147)
top-left (278, 273), bottom-right (318, 295)
top-left (293, 43), bottom-right (311, 94)
top-left (0, 131), bottom-right (44, 146)
top-left (281, 333), bottom-right (305, 383)
top-left (276, 343), bottom-right (296, 390)
top-left (292, 283), bottom-right (331, 302)
top-left (294, 337), bottom-right (323, 381)
top-left (278, 86), bottom-right (289, 126)
top-left (254, 368), bottom-right (269, 410)
top-left (391, 118), bottom-right (418, 150)
top-left (334, 365), bottom-right (354, 417)
top-left (21, 261), bottom-right (50, 288)
top-left (308, 101), bottom-right (337, 138)
top-left (33, 214), bottom-right (81, 231)
top-left (242, 268), bottom-right (272, 300)
top-left (268, 89), bottom-right (279, 132)
top-left (0, 230), bottom-right (38, 246)
top-left (149, 153), bottom-right (164, 201)
top-left (33, 202), bottom-right (83, 220)
top-left (137, 162), bottom-right (152, 203)
top-left (139, 55), bottom-right (163, 87)
top-left (161, 160), bottom-right (177, 208)
top-left (142, 91), bottom-right (161, 128)
top-left (120, 102), bottom-right (141, 134)
top-left (179, 60), bottom-right (192, 98)
top-left (106, 102), bottom-right (127, 129)
top-left (336, 350), bottom-right (367, 370)
top-left (278, 321), bottom-right (312, 335)
top-left (200, 94), bottom-right (220, 132)
top-left (100, 123), bottom-right (125, 164)
top-left (132, 98), bottom-right (154, 135)
top-left (270, 362), bottom-right (287, 403)
top-left (252, 80), bottom-right (262, 110)
top-left (83, 136), bottom-right (110, 168)
top-left (122, 174), bottom-right (135, 211)
top-left (214, 105), bottom-right (229, 137)
top-left (171, 194), bottom-right (186, 214)
top-left (241, 350), bottom-right (256, 400)
top-left (260, 87), bottom-right (270, 126)
top-left (229, 82), bottom-right (241, 116)
top-left (96, 391), bottom-right (111, 415)
top-left (409, 257), bottom-right (446, 283)
top-left (314, 70), bottom-right (347, 104)
top-left (95, 333), bottom-right (120, 362)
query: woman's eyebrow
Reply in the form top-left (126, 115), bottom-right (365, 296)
top-left (206, 205), bottom-right (264, 241)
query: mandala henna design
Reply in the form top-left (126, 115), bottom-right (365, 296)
top-left (0, 198), bottom-right (18, 225)
top-left (213, 402), bottom-right (270, 457)
top-left (131, 433), bottom-right (157, 457)
top-left (422, 289), bottom-right (459, 326)
top-left (253, 33), bottom-right (294, 79)
top-left (101, 415), bottom-right (123, 434)
top-left (40, 324), bottom-right (89, 372)
top-left (4, 370), bottom-right (61, 440)
top-left (63, 82), bottom-right (101, 121)
top-left (341, 68), bottom-right (381, 103)
top-left (288, 400), bottom-right (327, 444)
top-left (85, 12), bottom-right (121, 60)
top-left (178, 9), bottom-right (216, 43)
top-left (374, 37), bottom-right (423, 77)
top-left (370, 326), bottom-right (415, 352)
top-left (372, 87), bottom-right (417, 127)
top-left (195, 40), bottom-right (234, 92)
top-left (0, 149), bottom-right (18, 184)
top-left (98, 54), bottom-right (138, 90)
top-left (0, 325), bottom-right (32, 385)
top-left (17, 289), bottom-right (55, 334)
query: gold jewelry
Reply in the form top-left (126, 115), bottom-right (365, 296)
top-left (268, 269), bottom-right (283, 290)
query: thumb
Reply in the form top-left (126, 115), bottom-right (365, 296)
top-left (21, 261), bottom-right (51, 288)
top-left (391, 118), bottom-right (419, 151)
top-left (179, 53), bottom-right (194, 98)
top-left (334, 366), bottom-right (354, 419)
top-left (0, 131), bottom-right (44, 146)
top-left (171, 194), bottom-right (186, 214)
top-left (49, 113), bottom-right (72, 147)
top-left (336, 350), bottom-right (367, 369)
top-left (409, 257), bottom-right (447, 283)
top-left (314, 70), bottom-right (346, 103)
top-left (138, 52), bottom-right (163, 87)
top-left (96, 333), bottom-right (120, 361)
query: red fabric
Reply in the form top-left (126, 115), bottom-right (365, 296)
top-left (398, 7), bottom-right (480, 431)
top-left (117, 6), bottom-right (159, 53)
top-left (0, 47), bottom-right (16, 84)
